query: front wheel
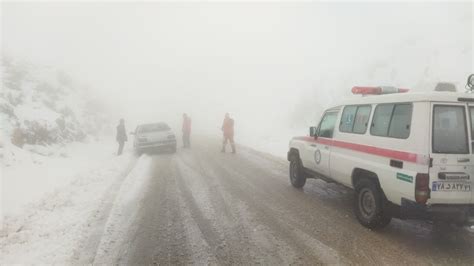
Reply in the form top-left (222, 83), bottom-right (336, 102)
top-left (354, 179), bottom-right (392, 229)
top-left (289, 155), bottom-right (306, 188)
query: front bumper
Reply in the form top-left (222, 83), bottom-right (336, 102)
top-left (400, 198), bottom-right (474, 225)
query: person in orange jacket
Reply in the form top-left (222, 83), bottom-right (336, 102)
top-left (182, 113), bottom-right (192, 148)
top-left (221, 113), bottom-right (235, 153)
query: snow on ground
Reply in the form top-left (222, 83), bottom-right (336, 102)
top-left (2, 137), bottom-right (119, 217)
top-left (0, 138), bottom-right (143, 264)
top-left (93, 154), bottom-right (154, 264)
top-left (238, 127), bottom-right (305, 158)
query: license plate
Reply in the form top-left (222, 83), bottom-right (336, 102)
top-left (432, 181), bottom-right (471, 192)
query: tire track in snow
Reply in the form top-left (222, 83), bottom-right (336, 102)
top-left (92, 154), bottom-right (154, 264)
top-left (75, 154), bottom-right (139, 264)
top-left (196, 147), bottom-right (347, 264)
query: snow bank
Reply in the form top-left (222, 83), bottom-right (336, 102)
top-left (2, 138), bottom-right (123, 217)
top-left (0, 141), bottom-right (138, 264)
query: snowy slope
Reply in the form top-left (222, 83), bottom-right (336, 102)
top-left (1, 57), bottom-right (110, 149)
top-left (0, 58), bottom-right (145, 264)
top-left (1, 57), bottom-right (116, 214)
top-left (0, 146), bottom-right (141, 264)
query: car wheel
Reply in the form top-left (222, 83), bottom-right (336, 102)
top-left (354, 178), bottom-right (392, 229)
top-left (289, 154), bottom-right (306, 188)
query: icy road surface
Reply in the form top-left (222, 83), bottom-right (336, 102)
top-left (91, 138), bottom-right (473, 265)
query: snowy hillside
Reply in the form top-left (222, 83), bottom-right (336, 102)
top-left (1, 57), bottom-right (111, 157)
top-left (0, 57), bottom-right (116, 217)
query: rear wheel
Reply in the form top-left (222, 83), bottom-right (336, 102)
top-left (289, 154), bottom-right (306, 188)
top-left (354, 178), bottom-right (392, 229)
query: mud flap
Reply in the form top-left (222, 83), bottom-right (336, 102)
top-left (400, 198), bottom-right (430, 220)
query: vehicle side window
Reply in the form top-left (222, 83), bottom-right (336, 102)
top-left (370, 103), bottom-right (413, 139)
top-left (340, 106), bottom-right (357, 133)
top-left (340, 105), bottom-right (371, 134)
top-left (388, 104), bottom-right (412, 138)
top-left (318, 112), bottom-right (338, 138)
top-left (371, 104), bottom-right (394, 136)
top-left (353, 105), bottom-right (371, 134)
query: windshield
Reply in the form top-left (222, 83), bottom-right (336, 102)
top-left (433, 105), bottom-right (469, 154)
top-left (137, 123), bottom-right (170, 133)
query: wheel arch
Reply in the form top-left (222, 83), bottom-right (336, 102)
top-left (287, 147), bottom-right (301, 161)
top-left (351, 168), bottom-right (381, 189)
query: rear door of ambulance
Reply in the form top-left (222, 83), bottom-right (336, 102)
top-left (430, 102), bottom-right (473, 205)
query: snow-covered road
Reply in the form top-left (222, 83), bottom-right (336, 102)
top-left (94, 138), bottom-right (474, 265)
top-left (2, 137), bottom-right (474, 264)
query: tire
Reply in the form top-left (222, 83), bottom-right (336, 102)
top-left (354, 178), bottom-right (392, 229)
top-left (289, 154), bottom-right (306, 188)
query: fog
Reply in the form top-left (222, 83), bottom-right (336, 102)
top-left (3, 3), bottom-right (474, 263)
top-left (2, 2), bottom-right (473, 136)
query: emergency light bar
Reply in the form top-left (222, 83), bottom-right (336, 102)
top-left (352, 86), bottom-right (409, 95)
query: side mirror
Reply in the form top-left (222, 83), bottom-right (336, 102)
top-left (467, 74), bottom-right (474, 89)
top-left (309, 126), bottom-right (318, 138)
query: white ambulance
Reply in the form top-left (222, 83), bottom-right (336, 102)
top-left (287, 86), bottom-right (474, 229)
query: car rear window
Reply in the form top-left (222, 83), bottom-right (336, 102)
top-left (138, 123), bottom-right (170, 133)
top-left (433, 105), bottom-right (468, 154)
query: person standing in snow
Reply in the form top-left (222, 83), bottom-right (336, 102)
top-left (116, 118), bottom-right (127, 155)
top-left (182, 113), bottom-right (192, 148)
top-left (11, 122), bottom-right (26, 148)
top-left (221, 113), bottom-right (235, 154)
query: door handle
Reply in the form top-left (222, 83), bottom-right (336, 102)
top-left (458, 158), bottom-right (470, 163)
top-left (324, 146), bottom-right (329, 150)
top-left (310, 144), bottom-right (317, 147)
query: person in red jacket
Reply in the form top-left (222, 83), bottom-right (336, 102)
top-left (182, 113), bottom-right (192, 148)
top-left (221, 113), bottom-right (235, 153)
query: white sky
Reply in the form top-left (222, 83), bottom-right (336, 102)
top-left (2, 1), bottom-right (473, 133)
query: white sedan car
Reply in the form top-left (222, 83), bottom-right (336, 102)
top-left (132, 122), bottom-right (177, 154)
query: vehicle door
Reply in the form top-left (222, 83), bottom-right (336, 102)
top-left (468, 103), bottom-right (474, 204)
top-left (430, 103), bottom-right (473, 204)
top-left (305, 110), bottom-right (339, 177)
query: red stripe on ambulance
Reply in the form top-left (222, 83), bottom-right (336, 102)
top-left (293, 136), bottom-right (426, 165)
